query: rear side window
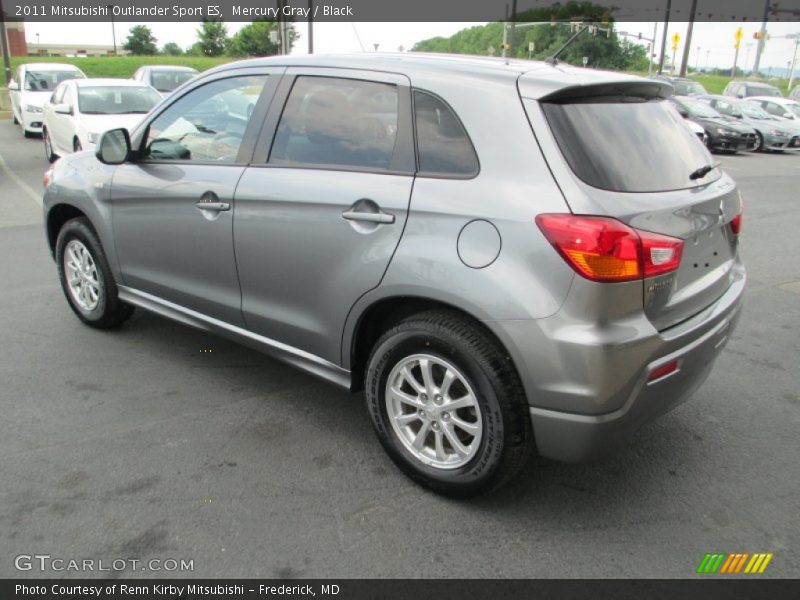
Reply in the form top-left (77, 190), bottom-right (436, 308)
top-left (413, 91), bottom-right (478, 177)
top-left (541, 96), bottom-right (717, 193)
top-left (270, 76), bottom-right (399, 171)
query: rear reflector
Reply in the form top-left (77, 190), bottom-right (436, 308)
top-left (648, 360), bottom-right (679, 382)
top-left (535, 214), bottom-right (684, 283)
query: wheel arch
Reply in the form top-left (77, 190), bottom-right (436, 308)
top-left (46, 203), bottom-right (89, 256)
top-left (345, 293), bottom-right (525, 398)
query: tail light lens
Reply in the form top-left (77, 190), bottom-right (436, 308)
top-left (536, 214), bottom-right (684, 283)
top-left (731, 195), bottom-right (743, 235)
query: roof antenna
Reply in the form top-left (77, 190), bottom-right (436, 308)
top-left (545, 25), bottom-right (589, 66)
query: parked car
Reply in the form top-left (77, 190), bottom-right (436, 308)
top-left (652, 74), bottom-right (708, 96)
top-left (684, 118), bottom-right (708, 144)
top-left (8, 62), bottom-right (85, 137)
top-left (747, 96), bottom-right (800, 122)
top-left (41, 55), bottom-right (745, 497)
top-left (696, 94), bottom-right (799, 151)
top-left (789, 85), bottom-right (800, 101)
top-left (669, 95), bottom-right (758, 152)
top-left (42, 78), bottom-right (162, 161)
top-left (132, 65), bottom-right (198, 97)
top-left (723, 80), bottom-right (783, 99)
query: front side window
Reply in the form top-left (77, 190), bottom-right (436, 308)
top-left (24, 70), bottom-right (83, 92)
top-left (143, 75), bottom-right (268, 163)
top-left (269, 76), bottom-right (399, 171)
top-left (712, 99), bottom-right (741, 118)
top-left (413, 90), bottom-right (479, 177)
top-left (78, 86), bottom-right (161, 115)
top-left (542, 96), bottom-right (718, 193)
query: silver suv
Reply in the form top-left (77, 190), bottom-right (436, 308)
top-left (42, 55), bottom-right (745, 497)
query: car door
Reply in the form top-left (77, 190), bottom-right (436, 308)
top-left (111, 68), bottom-right (283, 326)
top-left (233, 69), bottom-right (415, 363)
top-left (49, 83), bottom-right (73, 153)
top-left (9, 67), bottom-right (23, 120)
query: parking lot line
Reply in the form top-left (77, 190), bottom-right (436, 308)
top-left (0, 151), bottom-right (42, 207)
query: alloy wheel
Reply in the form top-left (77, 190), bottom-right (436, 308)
top-left (385, 353), bottom-right (483, 470)
top-left (64, 239), bottom-right (100, 311)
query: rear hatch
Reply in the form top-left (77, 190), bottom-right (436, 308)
top-left (522, 79), bottom-right (742, 331)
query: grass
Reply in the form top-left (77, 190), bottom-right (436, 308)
top-left (630, 71), bottom-right (793, 95)
top-left (8, 55), bottom-right (234, 78)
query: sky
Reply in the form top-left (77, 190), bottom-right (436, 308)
top-left (24, 21), bottom-right (800, 73)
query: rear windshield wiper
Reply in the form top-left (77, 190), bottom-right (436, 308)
top-left (689, 162), bottom-right (720, 181)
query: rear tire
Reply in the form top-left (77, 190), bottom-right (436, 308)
top-left (55, 217), bottom-right (134, 329)
top-left (73, 137), bottom-right (82, 152)
top-left (44, 129), bottom-right (57, 163)
top-left (754, 132), bottom-right (764, 152)
top-left (12, 113), bottom-right (18, 125)
top-left (365, 310), bottom-right (534, 497)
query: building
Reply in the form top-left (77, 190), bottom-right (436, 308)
top-left (2, 22), bottom-right (28, 57)
top-left (26, 43), bottom-right (128, 57)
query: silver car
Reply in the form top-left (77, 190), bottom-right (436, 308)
top-left (42, 55), bottom-right (745, 497)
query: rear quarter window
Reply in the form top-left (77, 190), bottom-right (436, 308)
top-left (413, 90), bottom-right (479, 177)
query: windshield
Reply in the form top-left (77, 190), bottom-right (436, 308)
top-left (673, 81), bottom-right (707, 95)
top-left (78, 86), bottom-right (162, 115)
top-left (747, 85), bottom-right (781, 97)
top-left (24, 70), bottom-right (83, 92)
top-left (151, 70), bottom-right (196, 93)
top-left (542, 96), bottom-right (718, 193)
top-left (681, 99), bottom-right (721, 118)
top-left (742, 105), bottom-right (771, 119)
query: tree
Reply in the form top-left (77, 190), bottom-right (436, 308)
top-left (123, 25), bottom-right (158, 55)
top-left (412, 1), bottom-right (648, 72)
top-left (161, 42), bottom-right (183, 56)
top-left (227, 20), bottom-right (297, 57)
top-left (197, 19), bottom-right (228, 57)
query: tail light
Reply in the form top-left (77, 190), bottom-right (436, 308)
top-left (535, 214), bottom-right (684, 283)
top-left (731, 194), bottom-right (743, 235)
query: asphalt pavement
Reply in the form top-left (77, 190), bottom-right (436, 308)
top-left (1, 119), bottom-right (798, 579)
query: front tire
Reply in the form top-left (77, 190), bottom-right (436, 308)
top-left (55, 217), bottom-right (134, 329)
top-left (754, 132), bottom-right (764, 152)
top-left (365, 310), bottom-right (534, 497)
top-left (73, 137), bottom-right (82, 152)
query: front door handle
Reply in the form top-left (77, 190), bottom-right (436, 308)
top-left (195, 201), bottom-right (230, 212)
top-left (342, 210), bottom-right (395, 224)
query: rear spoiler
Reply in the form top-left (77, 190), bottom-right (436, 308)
top-left (539, 80), bottom-right (673, 104)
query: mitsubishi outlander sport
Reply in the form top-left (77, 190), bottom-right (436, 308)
top-left (42, 54), bottom-right (745, 497)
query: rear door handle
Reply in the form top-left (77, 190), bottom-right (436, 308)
top-left (342, 210), bottom-right (395, 224)
top-left (195, 201), bottom-right (230, 212)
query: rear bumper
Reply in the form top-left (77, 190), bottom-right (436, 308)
top-left (491, 263), bottom-right (745, 463)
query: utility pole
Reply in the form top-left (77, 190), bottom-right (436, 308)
top-left (788, 35), bottom-right (800, 90)
top-left (508, 0), bottom-right (518, 58)
top-left (695, 46), bottom-right (701, 72)
top-left (307, 0), bottom-right (313, 54)
top-left (108, 5), bottom-right (117, 55)
top-left (658, 0), bottom-right (672, 75)
top-left (0, 0), bottom-right (12, 85)
top-left (753, 0), bottom-right (771, 77)
top-left (679, 0), bottom-right (698, 76)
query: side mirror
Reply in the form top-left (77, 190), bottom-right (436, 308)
top-left (53, 103), bottom-right (72, 115)
top-left (8, 80), bottom-right (19, 91)
top-left (95, 128), bottom-right (131, 165)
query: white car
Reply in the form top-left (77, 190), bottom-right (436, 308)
top-left (747, 96), bottom-right (800, 122)
top-left (8, 63), bottom-right (86, 137)
top-left (42, 78), bottom-right (162, 161)
top-left (132, 65), bottom-right (198, 97)
top-left (684, 118), bottom-right (708, 145)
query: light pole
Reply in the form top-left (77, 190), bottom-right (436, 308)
top-left (695, 45), bottom-right (701, 72)
top-left (789, 36), bottom-right (799, 91)
top-left (108, 5), bottom-right (117, 55)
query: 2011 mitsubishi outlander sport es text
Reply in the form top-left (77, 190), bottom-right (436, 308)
top-left (42, 54), bottom-right (745, 497)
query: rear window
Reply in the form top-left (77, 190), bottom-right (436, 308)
top-left (151, 70), bottom-right (196, 93)
top-left (673, 80), bottom-right (706, 95)
top-left (746, 84), bottom-right (781, 97)
top-left (541, 96), bottom-right (718, 193)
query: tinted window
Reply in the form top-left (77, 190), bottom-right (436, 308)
top-left (151, 70), bottom-right (197, 93)
top-left (712, 99), bottom-right (742, 118)
top-left (746, 84), bottom-right (781, 97)
top-left (542, 97), bottom-right (718, 193)
top-left (144, 75), bottom-right (267, 163)
top-left (414, 91), bottom-right (478, 176)
top-left (78, 86), bottom-right (161, 115)
top-left (673, 81), bottom-right (706, 95)
top-left (270, 76), bottom-right (399, 170)
top-left (24, 70), bottom-right (83, 92)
